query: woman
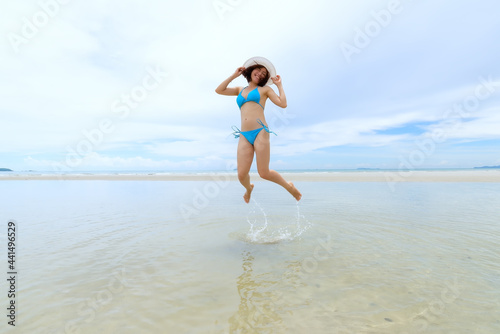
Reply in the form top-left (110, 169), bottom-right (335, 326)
top-left (215, 57), bottom-right (302, 203)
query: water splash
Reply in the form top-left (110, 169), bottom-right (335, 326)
top-left (244, 199), bottom-right (312, 244)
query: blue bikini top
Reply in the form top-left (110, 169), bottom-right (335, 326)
top-left (236, 86), bottom-right (264, 109)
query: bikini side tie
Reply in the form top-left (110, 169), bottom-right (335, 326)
top-left (256, 119), bottom-right (277, 137)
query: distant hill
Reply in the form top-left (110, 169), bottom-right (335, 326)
top-left (474, 165), bottom-right (500, 169)
top-left (0, 168), bottom-right (13, 171)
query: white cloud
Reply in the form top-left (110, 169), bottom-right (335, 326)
top-left (427, 107), bottom-right (500, 141)
top-left (24, 152), bottom-right (234, 171)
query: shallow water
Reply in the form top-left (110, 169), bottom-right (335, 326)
top-left (1, 180), bottom-right (499, 333)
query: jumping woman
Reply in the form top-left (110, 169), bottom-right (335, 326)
top-left (215, 57), bottom-right (302, 203)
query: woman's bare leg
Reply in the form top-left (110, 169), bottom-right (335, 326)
top-left (254, 131), bottom-right (302, 201)
top-left (237, 137), bottom-right (255, 203)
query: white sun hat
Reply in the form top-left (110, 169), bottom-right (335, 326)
top-left (243, 56), bottom-right (276, 86)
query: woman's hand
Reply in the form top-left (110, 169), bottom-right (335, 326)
top-left (215, 68), bottom-right (245, 95)
top-left (233, 66), bottom-right (245, 78)
top-left (271, 75), bottom-right (282, 85)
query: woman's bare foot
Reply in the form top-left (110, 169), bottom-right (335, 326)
top-left (243, 184), bottom-right (254, 203)
top-left (288, 182), bottom-right (302, 201)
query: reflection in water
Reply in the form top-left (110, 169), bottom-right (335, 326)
top-left (228, 251), bottom-right (304, 333)
top-left (228, 251), bottom-right (284, 333)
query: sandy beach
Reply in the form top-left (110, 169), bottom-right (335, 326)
top-left (1, 170), bottom-right (500, 182)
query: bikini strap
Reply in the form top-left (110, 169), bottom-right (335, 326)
top-left (239, 86), bottom-right (248, 95)
top-left (256, 119), bottom-right (277, 136)
top-left (231, 125), bottom-right (241, 138)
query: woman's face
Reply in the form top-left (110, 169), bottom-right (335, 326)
top-left (251, 67), bottom-right (268, 84)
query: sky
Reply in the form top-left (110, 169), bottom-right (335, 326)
top-left (1, 0), bottom-right (500, 171)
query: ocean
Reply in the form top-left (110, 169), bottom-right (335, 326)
top-left (1, 177), bottom-right (499, 333)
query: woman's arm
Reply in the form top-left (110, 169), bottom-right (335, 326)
top-left (265, 75), bottom-right (287, 108)
top-left (215, 67), bottom-right (245, 96)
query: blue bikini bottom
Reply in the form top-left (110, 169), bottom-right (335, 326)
top-left (232, 119), bottom-right (277, 146)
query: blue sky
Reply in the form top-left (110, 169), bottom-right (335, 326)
top-left (1, 0), bottom-right (500, 171)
